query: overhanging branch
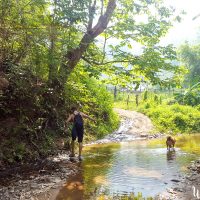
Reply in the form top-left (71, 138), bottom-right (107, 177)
top-left (81, 56), bottom-right (138, 66)
top-left (61, 0), bottom-right (117, 80)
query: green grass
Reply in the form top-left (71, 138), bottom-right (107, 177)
top-left (176, 134), bottom-right (200, 155)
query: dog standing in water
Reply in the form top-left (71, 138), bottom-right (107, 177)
top-left (166, 136), bottom-right (176, 150)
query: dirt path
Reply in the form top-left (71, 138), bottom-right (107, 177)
top-left (114, 108), bottom-right (154, 136)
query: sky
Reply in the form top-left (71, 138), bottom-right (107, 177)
top-left (160, 0), bottom-right (200, 46)
top-left (98, 0), bottom-right (200, 56)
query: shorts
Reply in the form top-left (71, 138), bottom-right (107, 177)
top-left (71, 124), bottom-right (84, 143)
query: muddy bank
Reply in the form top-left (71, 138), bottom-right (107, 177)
top-left (0, 153), bottom-right (80, 200)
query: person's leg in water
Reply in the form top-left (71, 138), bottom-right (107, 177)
top-left (77, 125), bottom-right (84, 161)
top-left (70, 126), bottom-right (77, 157)
top-left (78, 142), bottom-right (83, 158)
top-left (70, 140), bottom-right (75, 157)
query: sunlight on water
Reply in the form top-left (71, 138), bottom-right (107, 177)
top-left (93, 176), bottom-right (110, 186)
top-left (123, 166), bottom-right (163, 179)
top-left (55, 134), bottom-right (200, 200)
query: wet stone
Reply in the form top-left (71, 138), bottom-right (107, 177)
top-left (52, 177), bottom-right (61, 183)
top-left (173, 187), bottom-right (184, 192)
top-left (31, 183), bottom-right (41, 189)
top-left (171, 179), bottom-right (180, 182)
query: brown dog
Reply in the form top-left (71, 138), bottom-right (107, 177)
top-left (166, 136), bottom-right (176, 150)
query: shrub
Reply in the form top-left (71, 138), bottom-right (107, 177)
top-left (174, 83), bottom-right (200, 106)
top-left (142, 104), bottom-right (200, 134)
top-left (0, 66), bottom-right (119, 165)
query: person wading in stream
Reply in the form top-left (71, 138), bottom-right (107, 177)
top-left (65, 106), bottom-right (95, 161)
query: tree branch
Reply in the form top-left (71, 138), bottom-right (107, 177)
top-left (63, 0), bottom-right (117, 73)
top-left (87, 0), bottom-right (96, 31)
top-left (101, 33), bottom-right (107, 63)
top-left (101, 0), bottom-right (104, 15)
top-left (89, 0), bottom-right (116, 38)
top-left (81, 56), bottom-right (138, 66)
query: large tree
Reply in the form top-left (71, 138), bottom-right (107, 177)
top-left (0, 0), bottom-right (185, 164)
top-left (56, 0), bottom-right (182, 87)
top-left (0, 0), bottom-right (183, 89)
top-left (179, 42), bottom-right (200, 86)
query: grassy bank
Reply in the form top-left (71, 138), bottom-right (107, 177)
top-left (114, 92), bottom-right (200, 134)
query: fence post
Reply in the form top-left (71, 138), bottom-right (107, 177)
top-left (127, 94), bottom-right (130, 106)
top-left (114, 86), bottom-right (117, 100)
top-left (136, 94), bottom-right (139, 107)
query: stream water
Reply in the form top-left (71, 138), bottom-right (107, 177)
top-left (54, 135), bottom-right (200, 200)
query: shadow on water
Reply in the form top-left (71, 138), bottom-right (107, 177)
top-left (55, 134), bottom-right (200, 200)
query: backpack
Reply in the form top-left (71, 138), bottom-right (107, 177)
top-left (74, 113), bottom-right (83, 126)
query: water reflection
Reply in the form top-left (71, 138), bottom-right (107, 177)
top-left (166, 149), bottom-right (176, 161)
top-left (56, 173), bottom-right (84, 200)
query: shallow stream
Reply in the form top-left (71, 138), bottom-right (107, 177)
top-left (55, 135), bottom-right (200, 199)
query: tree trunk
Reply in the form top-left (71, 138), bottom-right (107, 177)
top-left (48, 1), bottom-right (59, 85)
top-left (48, 26), bottom-right (58, 85)
top-left (58, 0), bottom-right (116, 85)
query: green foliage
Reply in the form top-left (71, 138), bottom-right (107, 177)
top-left (143, 90), bottom-right (148, 101)
top-left (114, 90), bottom-right (200, 134)
top-left (174, 82), bottom-right (200, 106)
top-left (66, 65), bottom-right (119, 139)
top-left (140, 104), bottom-right (200, 134)
top-left (0, 65), bottom-right (119, 165)
top-left (178, 42), bottom-right (200, 86)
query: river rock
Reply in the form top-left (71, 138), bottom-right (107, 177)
top-left (31, 183), bottom-right (39, 189)
top-left (52, 177), bottom-right (61, 183)
top-left (173, 187), bottom-right (184, 192)
top-left (140, 134), bottom-right (148, 137)
top-left (171, 179), bottom-right (180, 182)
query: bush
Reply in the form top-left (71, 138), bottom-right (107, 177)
top-left (174, 83), bottom-right (200, 106)
top-left (67, 71), bottom-right (119, 140)
top-left (141, 104), bottom-right (200, 134)
top-left (0, 65), bottom-right (119, 165)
